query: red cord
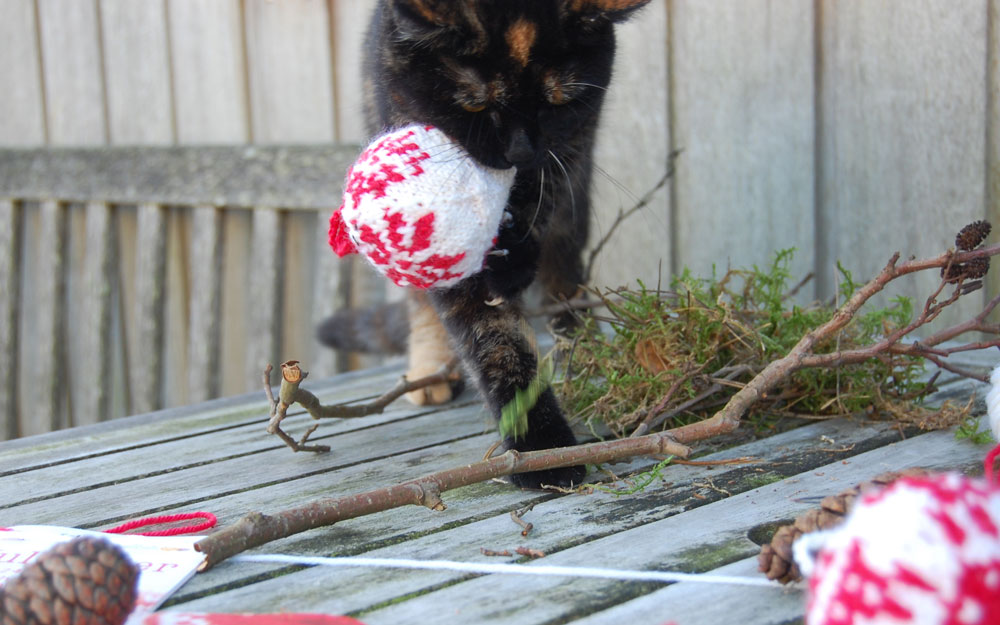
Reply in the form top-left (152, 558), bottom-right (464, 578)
top-left (103, 512), bottom-right (217, 537)
top-left (985, 443), bottom-right (1000, 485)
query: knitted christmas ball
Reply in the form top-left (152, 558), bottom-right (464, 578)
top-left (329, 124), bottom-right (516, 289)
top-left (801, 472), bottom-right (1000, 625)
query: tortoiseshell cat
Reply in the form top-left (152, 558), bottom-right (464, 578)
top-left (320, 0), bottom-right (650, 488)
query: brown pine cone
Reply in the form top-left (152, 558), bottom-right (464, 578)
top-left (955, 220), bottom-right (991, 251)
top-left (0, 536), bottom-right (140, 625)
top-left (757, 468), bottom-right (929, 584)
top-left (962, 256), bottom-right (990, 280)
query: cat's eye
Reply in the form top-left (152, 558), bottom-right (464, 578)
top-left (461, 102), bottom-right (487, 113)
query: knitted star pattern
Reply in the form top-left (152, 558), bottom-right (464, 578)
top-left (806, 473), bottom-right (1000, 625)
top-left (329, 125), bottom-right (515, 289)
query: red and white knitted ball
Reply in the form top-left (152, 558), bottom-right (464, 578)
top-left (803, 473), bottom-right (1000, 625)
top-left (328, 125), bottom-right (516, 289)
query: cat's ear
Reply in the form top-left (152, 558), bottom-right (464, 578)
top-left (389, 0), bottom-right (463, 39)
top-left (563, 0), bottom-right (651, 23)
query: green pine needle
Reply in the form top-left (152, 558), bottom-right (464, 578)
top-left (500, 355), bottom-right (554, 440)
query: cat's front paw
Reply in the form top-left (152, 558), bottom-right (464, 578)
top-left (484, 226), bottom-right (539, 298)
top-left (511, 464), bottom-right (586, 490)
top-left (504, 390), bottom-right (585, 489)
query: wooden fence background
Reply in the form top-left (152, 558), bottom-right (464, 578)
top-left (1, 0), bottom-right (998, 438)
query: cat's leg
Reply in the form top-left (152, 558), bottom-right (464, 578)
top-left (538, 148), bottom-right (593, 333)
top-left (537, 204), bottom-right (590, 335)
top-left (537, 222), bottom-right (587, 332)
top-left (405, 290), bottom-right (460, 405)
top-left (429, 277), bottom-right (584, 489)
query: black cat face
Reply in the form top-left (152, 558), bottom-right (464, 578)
top-left (381, 0), bottom-right (649, 170)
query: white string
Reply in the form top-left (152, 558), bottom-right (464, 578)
top-left (232, 553), bottom-right (786, 588)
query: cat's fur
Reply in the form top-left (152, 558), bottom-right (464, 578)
top-left (319, 0), bottom-right (650, 488)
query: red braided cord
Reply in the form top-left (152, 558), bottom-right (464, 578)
top-left (104, 512), bottom-right (217, 536)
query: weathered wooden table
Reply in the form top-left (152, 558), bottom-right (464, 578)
top-left (1, 353), bottom-right (994, 624)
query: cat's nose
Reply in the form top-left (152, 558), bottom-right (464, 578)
top-left (504, 128), bottom-right (538, 167)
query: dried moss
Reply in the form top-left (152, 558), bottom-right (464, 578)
top-left (556, 249), bottom-right (958, 438)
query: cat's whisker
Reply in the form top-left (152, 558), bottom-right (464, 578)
top-left (564, 82), bottom-right (609, 93)
top-left (592, 161), bottom-right (640, 204)
top-left (518, 166), bottom-right (546, 244)
top-left (547, 149), bottom-right (577, 221)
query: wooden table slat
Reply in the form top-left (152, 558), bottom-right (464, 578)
top-left (0, 363), bottom-right (405, 472)
top-left (1, 359), bottom-right (993, 625)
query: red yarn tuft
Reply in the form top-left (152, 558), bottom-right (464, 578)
top-left (328, 207), bottom-right (357, 257)
top-left (986, 443), bottom-right (1000, 485)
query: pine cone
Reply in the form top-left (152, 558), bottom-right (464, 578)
top-left (0, 536), bottom-right (140, 625)
top-left (962, 256), bottom-right (990, 280)
top-left (942, 262), bottom-right (966, 283)
top-left (757, 469), bottom-right (928, 584)
top-left (955, 220), bottom-right (991, 251)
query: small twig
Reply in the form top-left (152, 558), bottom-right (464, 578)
top-left (482, 440), bottom-right (504, 461)
top-left (480, 548), bottom-right (513, 557)
top-left (630, 363), bottom-right (707, 437)
top-left (633, 365), bottom-right (753, 437)
top-left (583, 154), bottom-right (678, 284)
top-left (693, 479), bottom-right (732, 498)
top-left (670, 456), bottom-right (758, 467)
top-left (525, 297), bottom-right (607, 319)
top-left (515, 546), bottom-right (546, 559)
top-left (782, 272), bottom-right (815, 301)
top-left (266, 358), bottom-right (461, 452)
top-left (510, 509), bottom-right (533, 537)
top-left (265, 362), bottom-right (329, 453)
top-left (263, 363), bottom-right (277, 413)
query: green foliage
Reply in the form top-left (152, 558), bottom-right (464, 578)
top-left (592, 457), bottom-right (675, 496)
top-left (500, 355), bottom-right (554, 440)
top-left (955, 415), bottom-right (995, 445)
top-left (557, 249), bottom-right (933, 437)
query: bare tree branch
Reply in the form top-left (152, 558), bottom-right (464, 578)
top-left (266, 359), bottom-right (460, 452)
top-left (195, 228), bottom-right (998, 572)
top-left (194, 432), bottom-right (692, 569)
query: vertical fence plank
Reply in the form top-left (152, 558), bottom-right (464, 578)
top-left (187, 206), bottom-right (223, 403)
top-left (162, 211), bottom-right (190, 408)
top-left (245, 208), bottom-right (283, 392)
top-left (331, 0), bottom-right (378, 142)
top-left (281, 213), bottom-right (316, 370)
top-left (36, 0), bottom-right (107, 145)
top-left (168, 0), bottom-right (249, 143)
top-left (99, 0), bottom-right (174, 144)
top-left (79, 201), bottom-right (116, 425)
top-left (219, 210), bottom-right (250, 397)
top-left (588, 0), bottom-right (671, 290)
top-left (32, 201), bottom-right (68, 435)
top-left (817, 0), bottom-right (987, 325)
top-left (244, 0), bottom-right (336, 143)
top-left (0, 200), bottom-right (22, 439)
top-left (132, 203), bottom-right (167, 414)
top-left (0, 0), bottom-right (46, 145)
top-left (311, 211), bottom-right (350, 376)
top-left (670, 0), bottom-right (816, 285)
